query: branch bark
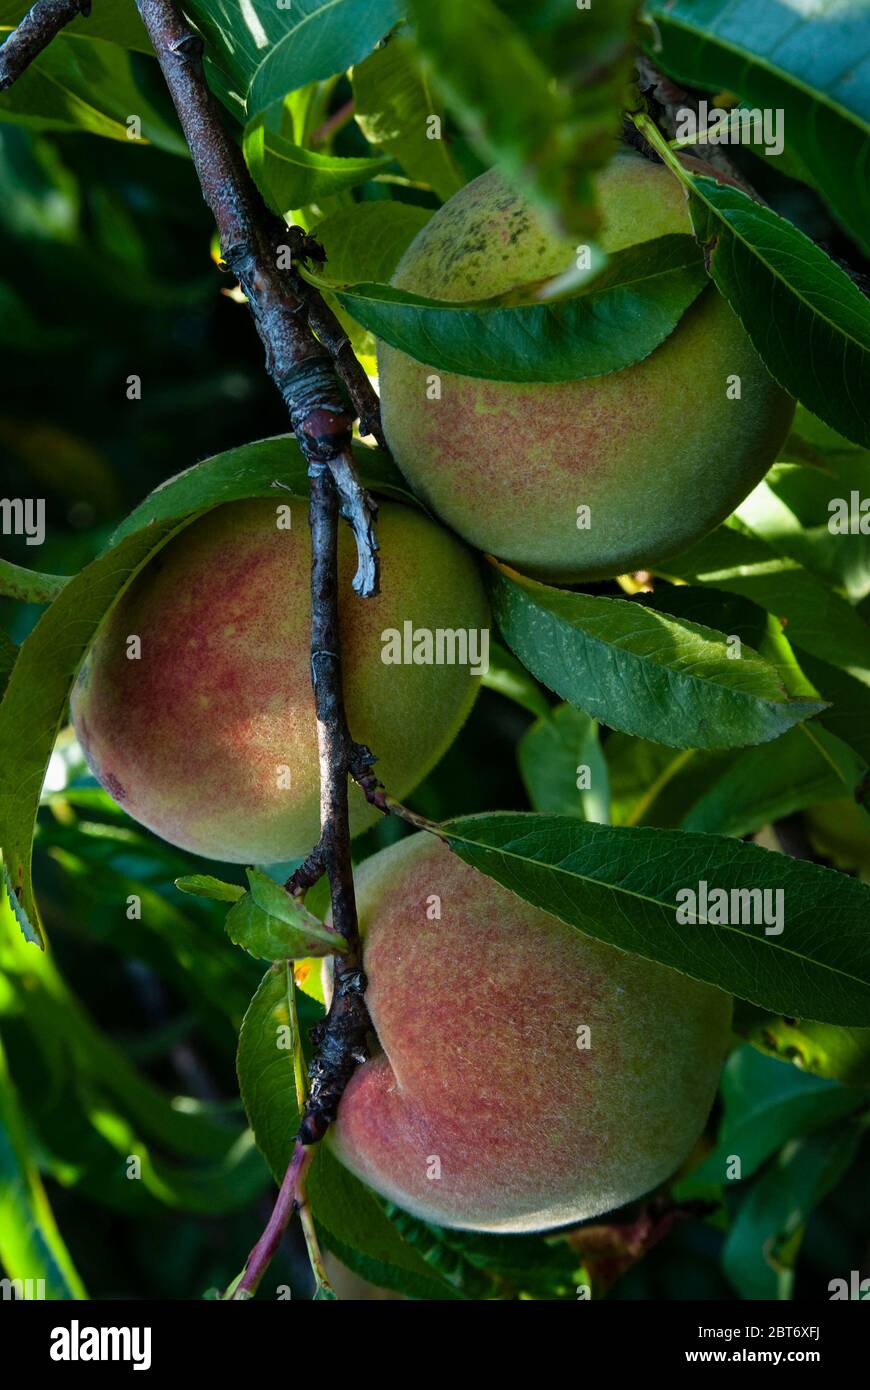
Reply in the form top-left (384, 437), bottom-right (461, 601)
top-left (0, 0), bottom-right (89, 91)
top-left (136, 0), bottom-right (380, 597)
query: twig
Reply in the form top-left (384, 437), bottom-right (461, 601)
top-left (295, 465), bottom-right (372, 1146)
top-left (0, 0), bottom-right (89, 90)
top-left (135, 0), bottom-right (380, 597)
top-left (310, 97), bottom-right (355, 148)
top-left (231, 1140), bottom-right (313, 1299)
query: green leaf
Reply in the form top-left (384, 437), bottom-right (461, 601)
top-left (680, 724), bottom-right (868, 839)
top-left (680, 1045), bottom-right (863, 1193)
top-left (225, 869), bottom-right (344, 962)
top-left (440, 812), bottom-right (870, 1023)
top-left (488, 562), bottom-right (824, 749)
top-left (244, 107), bottom-right (389, 216)
top-left (0, 558), bottom-right (69, 605)
top-left (480, 638), bottom-right (551, 720)
top-left (313, 202), bottom-right (432, 285)
top-left (408, 0), bottom-right (638, 238)
top-left (321, 234), bottom-right (708, 382)
top-left (641, 0), bottom-right (870, 255)
top-left (237, 963), bottom-right (304, 1179)
top-left (185, 0), bottom-right (403, 122)
top-left (724, 1121), bottom-right (860, 1300)
top-left (382, 1204), bottom-right (581, 1299)
top-left (659, 520), bottom-right (870, 754)
top-left (745, 1017), bottom-right (870, 1090)
top-left (1, 894), bottom-right (253, 1165)
top-left (308, 1147), bottom-right (466, 1300)
top-left (0, 630), bottom-right (15, 703)
top-left (0, 435), bottom-right (409, 937)
top-left (606, 737), bottom-right (725, 829)
top-left (352, 31), bottom-right (465, 200)
top-left (110, 434), bottom-right (414, 545)
top-left (638, 120), bottom-right (870, 447)
top-left (0, 1), bottom-right (150, 52)
top-left (175, 874), bottom-right (246, 904)
top-left (0, 1033), bottom-right (86, 1298)
top-left (0, 31), bottom-right (187, 155)
top-left (739, 467), bottom-right (870, 605)
top-left (518, 704), bottom-right (610, 823)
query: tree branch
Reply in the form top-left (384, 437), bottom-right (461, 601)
top-left (136, 0), bottom-right (380, 596)
top-left (0, 0), bottom-right (89, 91)
top-left (129, 0), bottom-right (381, 1292)
top-left (296, 465), bottom-right (372, 1145)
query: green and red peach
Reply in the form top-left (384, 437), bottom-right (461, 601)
top-left (378, 150), bottom-right (795, 581)
top-left (71, 496), bottom-right (488, 863)
top-left (326, 833), bottom-right (732, 1233)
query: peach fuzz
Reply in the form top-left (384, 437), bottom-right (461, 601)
top-left (71, 497), bottom-right (488, 863)
top-left (326, 833), bottom-right (732, 1233)
top-left (378, 150), bottom-right (794, 581)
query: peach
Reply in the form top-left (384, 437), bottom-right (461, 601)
top-left (70, 498), bottom-right (488, 863)
top-left (327, 833), bottom-right (732, 1233)
top-left (378, 149), bottom-right (795, 581)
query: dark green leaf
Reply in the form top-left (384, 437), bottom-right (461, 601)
top-left (682, 1045), bottom-right (866, 1190)
top-left (518, 703), bottom-right (610, 822)
top-left (110, 435), bottom-right (414, 545)
top-left (185, 0), bottom-right (403, 122)
top-left (659, 521), bottom-right (870, 759)
top-left (321, 234), bottom-right (708, 381)
top-left (724, 1121), bottom-right (860, 1299)
top-left (0, 629), bottom-right (15, 703)
top-left (637, 120), bottom-right (870, 447)
top-left (308, 1147), bottom-right (466, 1300)
top-left (312, 202), bottom-right (432, 284)
top-left (440, 813), bottom-right (870, 1023)
top-left (680, 725), bottom-right (868, 838)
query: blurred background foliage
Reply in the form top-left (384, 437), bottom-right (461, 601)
top-left (0, 0), bottom-right (869, 1301)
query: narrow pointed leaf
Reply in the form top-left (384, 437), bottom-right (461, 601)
top-left (440, 812), bottom-right (870, 1023)
top-left (320, 234), bottom-right (708, 381)
top-left (488, 562), bottom-right (824, 749)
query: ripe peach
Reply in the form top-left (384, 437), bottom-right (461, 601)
top-left (378, 150), bottom-right (794, 581)
top-left (71, 498), bottom-right (488, 863)
top-left (327, 833), bottom-right (732, 1233)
